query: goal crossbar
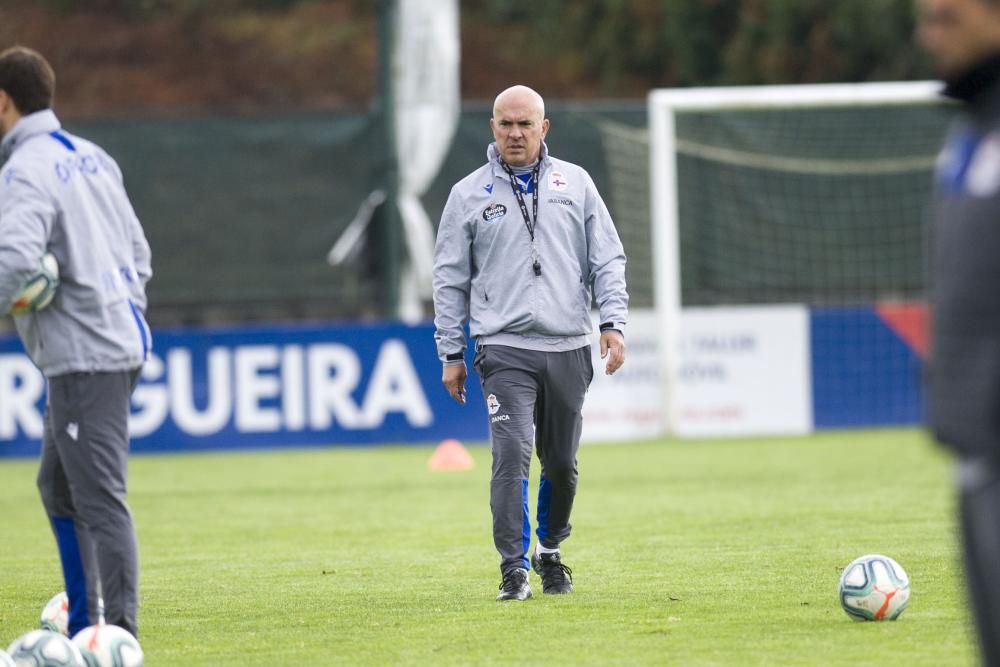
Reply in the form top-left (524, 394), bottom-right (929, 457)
top-left (649, 81), bottom-right (944, 112)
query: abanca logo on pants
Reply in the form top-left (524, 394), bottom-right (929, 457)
top-left (487, 393), bottom-right (510, 423)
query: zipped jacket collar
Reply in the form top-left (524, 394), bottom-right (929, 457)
top-left (1, 109), bottom-right (60, 163)
top-left (487, 141), bottom-right (551, 180)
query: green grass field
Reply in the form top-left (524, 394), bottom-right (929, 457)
top-left (0, 429), bottom-right (977, 665)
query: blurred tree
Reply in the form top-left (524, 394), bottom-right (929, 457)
top-left (6, 0), bottom-right (932, 116)
top-left (472, 0), bottom-right (929, 92)
top-left (723, 0), bottom-right (926, 84)
top-left (36, 0), bottom-right (345, 20)
top-left (660, 0), bottom-right (742, 86)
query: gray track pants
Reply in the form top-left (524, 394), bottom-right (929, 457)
top-left (37, 369), bottom-right (140, 637)
top-left (958, 457), bottom-right (1000, 667)
top-left (473, 344), bottom-right (593, 575)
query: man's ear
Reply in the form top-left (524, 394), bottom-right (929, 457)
top-left (0, 89), bottom-right (16, 118)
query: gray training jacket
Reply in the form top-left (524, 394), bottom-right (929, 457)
top-left (0, 110), bottom-right (152, 377)
top-left (433, 142), bottom-right (627, 362)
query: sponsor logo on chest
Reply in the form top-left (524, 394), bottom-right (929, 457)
top-left (483, 203), bottom-right (507, 223)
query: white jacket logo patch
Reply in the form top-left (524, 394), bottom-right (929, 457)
top-left (549, 171), bottom-right (568, 191)
top-left (487, 393), bottom-right (501, 415)
top-left (483, 203), bottom-right (507, 223)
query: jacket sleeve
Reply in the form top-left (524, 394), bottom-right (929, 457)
top-left (584, 172), bottom-right (629, 332)
top-left (432, 186), bottom-right (473, 363)
top-left (0, 166), bottom-right (55, 313)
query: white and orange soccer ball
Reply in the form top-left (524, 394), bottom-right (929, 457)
top-left (41, 591), bottom-right (70, 636)
top-left (72, 624), bottom-right (143, 667)
top-left (8, 252), bottom-right (59, 316)
top-left (838, 554), bottom-right (910, 621)
top-left (7, 629), bottom-right (86, 666)
top-left (41, 591), bottom-right (106, 637)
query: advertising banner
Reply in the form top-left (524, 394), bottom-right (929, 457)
top-left (5, 303), bottom-right (919, 453)
top-left (810, 305), bottom-right (925, 428)
top-left (582, 310), bottom-right (664, 441)
top-left (0, 321), bottom-right (488, 457)
top-left (671, 305), bottom-right (813, 437)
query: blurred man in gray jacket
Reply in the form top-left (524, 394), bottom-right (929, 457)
top-left (921, 0), bottom-right (1000, 663)
top-left (433, 85), bottom-right (628, 601)
top-left (0, 47), bottom-right (151, 637)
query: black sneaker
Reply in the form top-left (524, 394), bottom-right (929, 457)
top-left (496, 568), bottom-right (532, 601)
top-left (531, 549), bottom-right (573, 594)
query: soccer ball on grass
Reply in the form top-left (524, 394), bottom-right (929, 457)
top-left (7, 629), bottom-right (86, 666)
top-left (41, 591), bottom-right (105, 636)
top-left (72, 625), bottom-right (143, 667)
top-left (838, 553), bottom-right (910, 621)
top-left (41, 591), bottom-right (70, 635)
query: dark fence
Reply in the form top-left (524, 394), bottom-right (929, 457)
top-left (65, 102), bottom-right (646, 326)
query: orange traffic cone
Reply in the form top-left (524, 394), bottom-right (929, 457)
top-left (428, 438), bottom-right (474, 471)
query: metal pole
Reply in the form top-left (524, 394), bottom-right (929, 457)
top-left (376, 0), bottom-right (401, 317)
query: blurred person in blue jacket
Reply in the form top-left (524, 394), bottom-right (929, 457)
top-left (921, 0), bottom-right (1000, 663)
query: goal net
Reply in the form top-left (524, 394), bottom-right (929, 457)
top-left (600, 82), bottom-right (952, 436)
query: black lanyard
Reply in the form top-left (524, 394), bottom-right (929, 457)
top-left (499, 159), bottom-right (542, 276)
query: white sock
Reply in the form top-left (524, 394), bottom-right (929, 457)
top-left (536, 543), bottom-right (560, 555)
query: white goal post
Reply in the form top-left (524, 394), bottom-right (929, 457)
top-left (646, 81), bottom-right (946, 437)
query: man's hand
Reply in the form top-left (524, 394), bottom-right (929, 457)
top-left (600, 330), bottom-right (625, 375)
top-left (442, 362), bottom-right (468, 404)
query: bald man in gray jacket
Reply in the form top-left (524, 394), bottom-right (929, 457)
top-left (433, 85), bottom-right (628, 601)
top-left (0, 47), bottom-right (151, 637)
